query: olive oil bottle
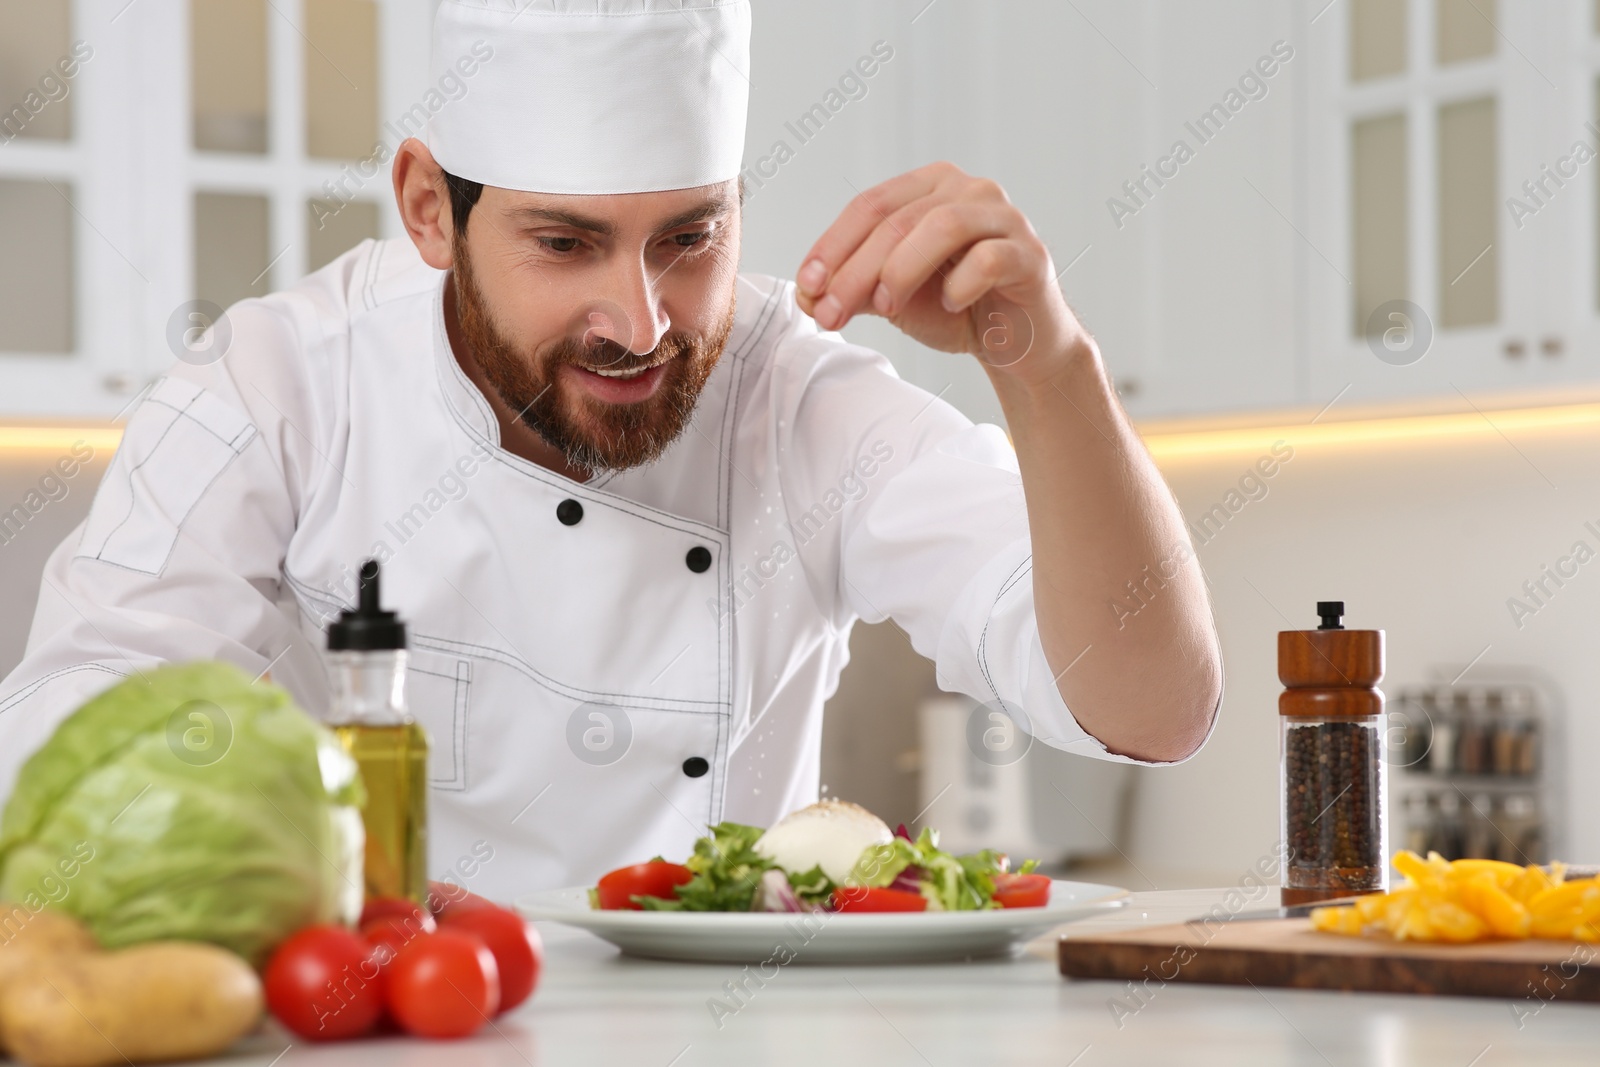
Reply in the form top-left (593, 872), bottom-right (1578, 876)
top-left (325, 560), bottom-right (429, 905)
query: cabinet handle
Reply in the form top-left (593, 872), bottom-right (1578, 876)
top-left (1540, 337), bottom-right (1563, 358)
top-left (1502, 339), bottom-right (1526, 360)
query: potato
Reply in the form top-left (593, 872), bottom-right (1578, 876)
top-left (0, 906), bottom-right (99, 1052)
top-left (0, 941), bottom-right (263, 1067)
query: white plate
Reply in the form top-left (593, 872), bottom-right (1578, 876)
top-left (515, 880), bottom-right (1128, 964)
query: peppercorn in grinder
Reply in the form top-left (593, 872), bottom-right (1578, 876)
top-left (1279, 602), bottom-right (1387, 906)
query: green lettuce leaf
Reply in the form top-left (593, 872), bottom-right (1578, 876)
top-left (847, 828), bottom-right (1029, 911)
top-left (622, 821), bottom-right (1040, 913)
top-left (785, 863), bottom-right (834, 905)
top-left (0, 661), bottom-right (364, 965)
top-left (636, 821), bottom-right (775, 912)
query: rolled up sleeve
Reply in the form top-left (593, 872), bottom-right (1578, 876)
top-left (773, 307), bottom-right (1188, 766)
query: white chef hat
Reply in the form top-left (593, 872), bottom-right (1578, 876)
top-left (425, 0), bottom-right (752, 196)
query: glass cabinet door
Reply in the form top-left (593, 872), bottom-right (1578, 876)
top-left (0, 0), bottom-right (426, 417)
top-left (189, 0), bottom-right (385, 309)
top-left (1307, 0), bottom-right (1577, 408)
top-left (0, 0), bottom-right (147, 415)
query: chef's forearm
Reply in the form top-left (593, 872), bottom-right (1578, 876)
top-left (985, 339), bottom-right (1222, 763)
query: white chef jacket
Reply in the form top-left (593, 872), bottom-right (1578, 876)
top-left (0, 237), bottom-right (1183, 901)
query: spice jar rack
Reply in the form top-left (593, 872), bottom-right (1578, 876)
top-left (1389, 679), bottom-right (1557, 866)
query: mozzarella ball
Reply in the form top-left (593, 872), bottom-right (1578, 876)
top-left (754, 800), bottom-right (894, 884)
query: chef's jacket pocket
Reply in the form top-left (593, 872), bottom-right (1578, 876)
top-left (408, 646), bottom-right (473, 791)
top-left (76, 378), bottom-right (258, 576)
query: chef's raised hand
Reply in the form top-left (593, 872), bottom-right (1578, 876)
top-left (793, 161), bottom-right (1086, 387)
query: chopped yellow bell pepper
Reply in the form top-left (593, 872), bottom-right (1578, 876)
top-left (1457, 873), bottom-right (1531, 938)
top-left (1306, 853), bottom-right (1597, 944)
top-left (1528, 881), bottom-right (1599, 917)
top-left (1393, 850), bottom-right (1443, 888)
top-left (1310, 905), bottom-right (1364, 935)
top-left (1445, 859), bottom-right (1525, 887)
top-left (1506, 863), bottom-right (1557, 904)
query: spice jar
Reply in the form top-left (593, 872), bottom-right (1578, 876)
top-left (1503, 687), bottom-right (1539, 778)
top-left (1496, 793), bottom-right (1542, 864)
top-left (1391, 691), bottom-right (1428, 770)
top-left (1426, 685), bottom-right (1456, 774)
top-left (1462, 793), bottom-right (1496, 860)
top-left (1401, 791), bottom-right (1430, 855)
top-left (1457, 687), bottom-right (1489, 776)
top-left (1279, 601), bottom-right (1387, 905)
top-left (1433, 791), bottom-right (1465, 859)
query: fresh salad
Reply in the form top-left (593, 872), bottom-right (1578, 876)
top-left (590, 800), bottom-right (1049, 913)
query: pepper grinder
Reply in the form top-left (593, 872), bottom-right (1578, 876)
top-left (1279, 601), bottom-right (1387, 906)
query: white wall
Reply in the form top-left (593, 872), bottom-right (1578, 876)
top-left (1128, 420), bottom-right (1600, 882)
top-left (0, 449), bottom-right (111, 680)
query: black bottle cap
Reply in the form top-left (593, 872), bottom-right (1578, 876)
top-left (327, 560), bottom-right (407, 651)
top-left (1316, 601), bottom-right (1345, 631)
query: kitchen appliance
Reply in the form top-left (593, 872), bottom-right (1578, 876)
top-left (916, 693), bottom-right (1134, 865)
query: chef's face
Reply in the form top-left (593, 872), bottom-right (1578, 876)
top-left (449, 180), bottom-right (740, 476)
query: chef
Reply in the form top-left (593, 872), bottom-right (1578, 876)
top-left (0, 0), bottom-right (1221, 901)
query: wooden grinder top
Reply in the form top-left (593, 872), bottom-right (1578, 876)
top-left (1279, 601), bottom-right (1384, 718)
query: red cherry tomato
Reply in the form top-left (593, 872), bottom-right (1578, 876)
top-left (386, 929), bottom-right (500, 1039)
top-left (832, 886), bottom-right (928, 913)
top-left (595, 862), bottom-right (694, 910)
top-left (360, 897), bottom-right (437, 933)
top-left (993, 873), bottom-right (1051, 908)
top-left (264, 925), bottom-right (383, 1041)
top-left (358, 916), bottom-right (437, 1033)
top-left (361, 915), bottom-right (433, 972)
top-left (439, 904), bottom-right (543, 1013)
top-left (427, 880), bottom-right (499, 917)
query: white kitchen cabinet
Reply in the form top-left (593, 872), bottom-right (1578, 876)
top-left (763, 0), bottom-right (1310, 423)
top-left (952, 0), bottom-right (1600, 420)
top-left (0, 0), bottom-right (144, 418)
top-left (835, 0), bottom-right (1600, 422)
top-left (1302, 0), bottom-right (1600, 412)
top-left (8, 1), bottom-right (1597, 422)
top-left (740, 0), bottom-right (1283, 425)
top-left (0, 0), bottom-right (424, 419)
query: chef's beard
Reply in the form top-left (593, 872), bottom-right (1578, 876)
top-left (451, 240), bottom-right (734, 476)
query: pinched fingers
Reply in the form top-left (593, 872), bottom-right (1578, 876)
top-left (797, 164), bottom-right (951, 285)
top-left (801, 194), bottom-right (947, 329)
top-left (874, 200), bottom-right (1029, 317)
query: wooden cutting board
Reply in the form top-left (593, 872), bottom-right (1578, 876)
top-left (1058, 918), bottom-right (1600, 1002)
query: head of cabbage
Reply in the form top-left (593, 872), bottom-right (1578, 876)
top-left (0, 661), bottom-right (364, 965)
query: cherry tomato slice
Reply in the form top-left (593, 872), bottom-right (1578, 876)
top-left (832, 886), bottom-right (928, 913)
top-left (439, 904), bottom-right (544, 1014)
top-left (595, 862), bottom-right (694, 910)
top-left (386, 928), bottom-right (500, 1039)
top-left (264, 925), bottom-right (384, 1041)
top-left (993, 873), bottom-right (1051, 908)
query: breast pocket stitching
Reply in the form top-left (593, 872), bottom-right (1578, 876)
top-left (408, 655), bottom-right (473, 791)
